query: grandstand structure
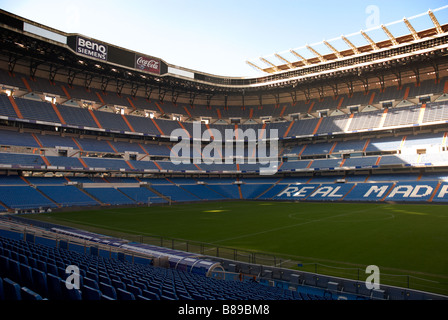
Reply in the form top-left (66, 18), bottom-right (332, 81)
top-left (0, 9), bottom-right (448, 207)
top-left (1, 8), bottom-right (448, 301)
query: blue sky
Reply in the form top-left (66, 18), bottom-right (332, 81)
top-left (1, 0), bottom-right (447, 77)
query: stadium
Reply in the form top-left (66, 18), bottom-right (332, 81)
top-left (0, 3), bottom-right (448, 306)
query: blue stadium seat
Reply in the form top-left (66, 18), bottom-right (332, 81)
top-left (101, 294), bottom-right (116, 300)
top-left (99, 282), bottom-right (117, 300)
top-left (0, 185), bottom-right (59, 209)
top-left (111, 279), bottom-right (126, 291)
top-left (37, 185), bottom-right (98, 207)
top-left (14, 97), bottom-right (61, 123)
top-left (47, 273), bottom-right (63, 300)
top-left (21, 287), bottom-right (43, 301)
top-left (32, 268), bottom-right (48, 298)
top-left (9, 251), bottom-right (18, 262)
top-left (98, 274), bottom-right (111, 286)
top-left (57, 104), bottom-right (98, 128)
top-left (0, 255), bottom-right (9, 275)
top-left (17, 253), bottom-right (28, 265)
top-left (0, 129), bottom-right (40, 148)
top-left (117, 288), bottom-right (135, 300)
top-left (0, 94), bottom-right (18, 118)
top-left (84, 188), bottom-right (136, 205)
top-left (0, 231), bottom-right (361, 301)
top-left (190, 292), bottom-right (206, 300)
top-left (120, 277), bottom-right (134, 287)
top-left (0, 277), bottom-right (4, 300)
top-left (82, 285), bottom-right (102, 300)
top-left (85, 271), bottom-right (99, 283)
top-left (146, 284), bottom-right (162, 297)
top-left (3, 278), bottom-right (22, 300)
top-left (46, 263), bottom-right (58, 277)
top-left (0, 153), bottom-right (46, 167)
top-left (36, 260), bottom-right (47, 273)
top-left (178, 292), bottom-right (194, 300)
top-left (8, 259), bottom-right (21, 283)
top-left (141, 289), bottom-right (160, 300)
top-left (93, 110), bottom-right (130, 132)
top-left (19, 263), bottom-right (34, 289)
top-left (64, 285), bottom-right (82, 300)
top-left (161, 290), bottom-right (178, 300)
top-left (126, 284), bottom-right (142, 298)
top-left (133, 280), bottom-right (147, 292)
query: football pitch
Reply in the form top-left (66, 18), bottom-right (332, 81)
top-left (30, 201), bottom-right (448, 295)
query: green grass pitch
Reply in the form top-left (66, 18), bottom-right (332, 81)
top-left (30, 201), bottom-right (448, 295)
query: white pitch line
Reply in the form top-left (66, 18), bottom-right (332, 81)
top-left (211, 205), bottom-right (390, 244)
top-left (211, 211), bottom-right (351, 244)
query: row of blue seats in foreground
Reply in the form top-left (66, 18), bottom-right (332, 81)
top-left (0, 231), bottom-right (332, 301)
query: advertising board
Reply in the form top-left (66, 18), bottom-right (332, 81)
top-left (135, 54), bottom-right (160, 74)
top-left (75, 36), bottom-right (108, 61)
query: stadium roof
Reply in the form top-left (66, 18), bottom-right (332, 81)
top-left (1, 6), bottom-right (448, 106)
top-left (247, 6), bottom-right (448, 75)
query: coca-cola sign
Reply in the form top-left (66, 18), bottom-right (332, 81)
top-left (135, 55), bottom-right (160, 74)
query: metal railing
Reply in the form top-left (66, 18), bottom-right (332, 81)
top-left (0, 220), bottom-right (156, 265)
top-left (4, 215), bottom-right (448, 298)
top-left (132, 233), bottom-right (448, 297)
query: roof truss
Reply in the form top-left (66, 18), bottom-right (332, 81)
top-left (250, 6), bottom-right (448, 74)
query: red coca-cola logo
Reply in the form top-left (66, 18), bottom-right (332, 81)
top-left (135, 55), bottom-right (160, 74)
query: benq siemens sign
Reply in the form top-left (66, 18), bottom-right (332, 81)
top-left (75, 36), bottom-right (108, 61)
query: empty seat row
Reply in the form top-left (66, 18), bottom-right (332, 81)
top-left (3, 91), bottom-right (448, 140)
top-left (0, 277), bottom-right (44, 300)
top-left (0, 234), bottom-right (307, 300)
